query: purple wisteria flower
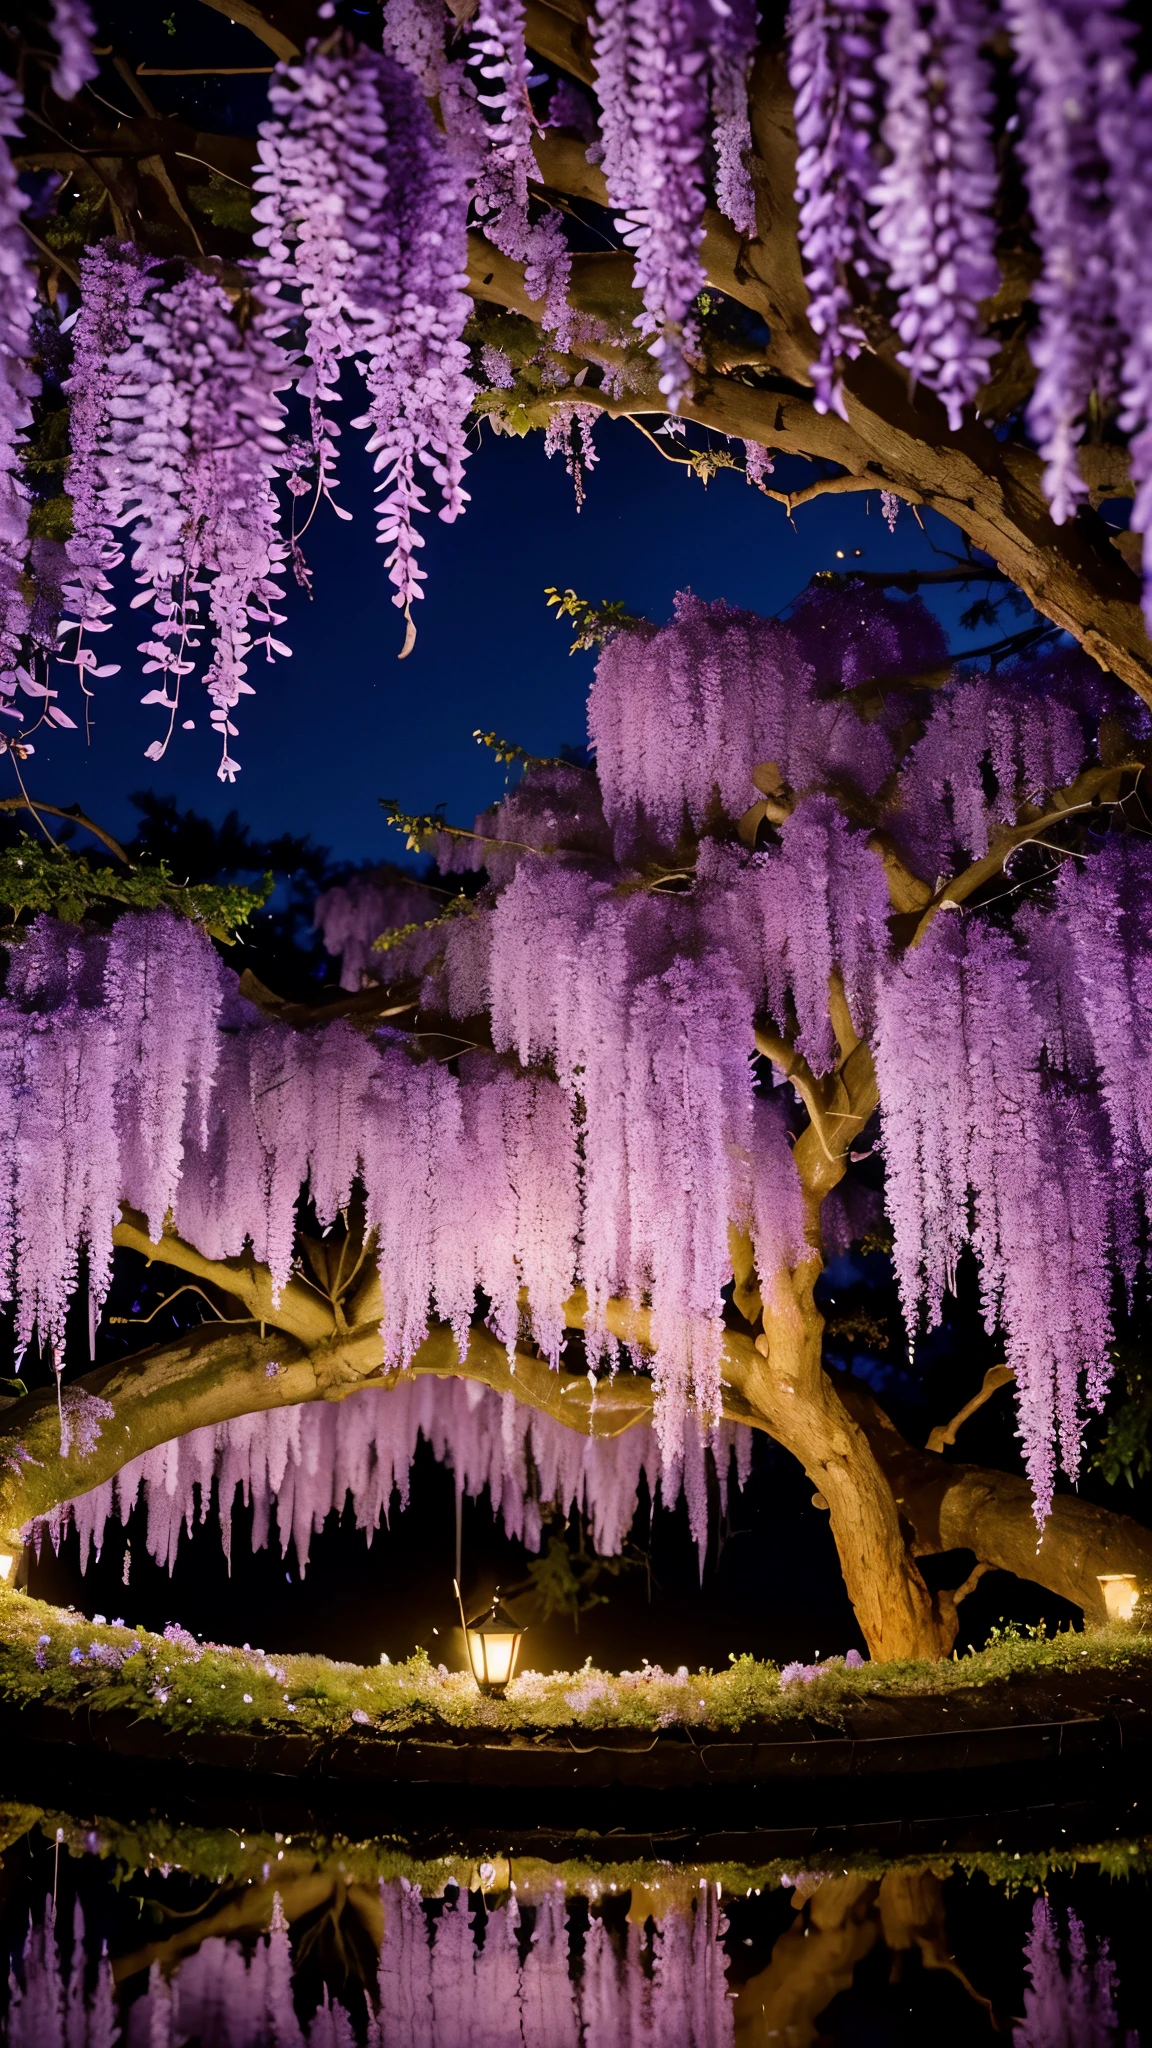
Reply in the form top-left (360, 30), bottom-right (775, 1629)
top-left (871, 0), bottom-right (1000, 430)
top-left (788, 0), bottom-right (881, 417)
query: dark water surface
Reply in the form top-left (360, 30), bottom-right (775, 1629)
top-left (0, 1789), bottom-right (1148, 2044)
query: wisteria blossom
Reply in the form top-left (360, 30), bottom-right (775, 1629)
top-left (470, 0), bottom-right (574, 349)
top-left (788, 0), bottom-right (881, 416)
top-left (40, 1377), bottom-right (753, 1581)
top-left (0, 77), bottom-right (37, 726)
top-left (591, 0), bottom-right (715, 409)
top-left (2, 588), bottom-right (1150, 1525)
top-left (90, 266), bottom-right (293, 779)
top-left (710, 0), bottom-right (760, 239)
top-left (59, 242), bottom-right (151, 706)
top-left (1003, 0), bottom-right (1131, 522)
top-left (871, 0), bottom-right (1000, 428)
top-left (48, 0), bottom-right (99, 99)
top-left (543, 399), bottom-right (599, 506)
top-left (1100, 54), bottom-right (1152, 631)
top-left (254, 40), bottom-right (474, 619)
top-left (382, 0), bottom-right (447, 94)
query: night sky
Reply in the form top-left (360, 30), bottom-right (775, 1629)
top-left (29, 417), bottom-right (994, 867)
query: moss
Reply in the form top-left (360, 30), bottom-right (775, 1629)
top-left (3, 1589), bottom-right (1151, 1744)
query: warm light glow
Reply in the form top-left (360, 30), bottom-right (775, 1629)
top-left (468, 1626), bottom-right (520, 1693)
top-left (0, 1554), bottom-right (15, 1583)
top-left (454, 1579), bottom-right (526, 1697)
top-left (1098, 1573), bottom-right (1141, 1624)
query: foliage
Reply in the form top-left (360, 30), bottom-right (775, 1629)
top-left (371, 887), bottom-right (474, 954)
top-left (0, 832), bottom-right (269, 940)
top-left (1093, 1345), bottom-right (1152, 1488)
top-left (504, 1520), bottom-right (639, 1629)
top-left (25, 493), bottom-right (71, 540)
top-left (186, 172), bottom-right (254, 235)
top-left (2, 1589), bottom-right (1148, 1743)
top-left (543, 586), bottom-right (651, 654)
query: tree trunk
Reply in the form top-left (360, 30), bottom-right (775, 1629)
top-left (741, 1262), bottom-right (954, 1662)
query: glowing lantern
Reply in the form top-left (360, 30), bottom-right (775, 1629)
top-left (0, 1552), bottom-right (17, 1584)
top-left (454, 1579), bottom-right (526, 1697)
top-left (1097, 1573), bottom-right (1141, 1624)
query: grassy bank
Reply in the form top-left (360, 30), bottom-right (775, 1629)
top-left (2, 1586), bottom-right (1150, 1742)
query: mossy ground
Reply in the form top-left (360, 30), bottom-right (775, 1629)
top-left (2, 1585), bottom-right (1150, 1741)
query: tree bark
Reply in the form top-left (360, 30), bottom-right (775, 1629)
top-left (841, 1382), bottom-right (1152, 1631)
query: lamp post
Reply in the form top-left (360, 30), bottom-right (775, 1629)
top-left (1097, 1573), bottom-right (1141, 1624)
top-left (454, 1579), bottom-right (526, 1697)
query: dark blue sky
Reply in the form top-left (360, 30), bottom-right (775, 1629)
top-left (31, 419), bottom-right (991, 867)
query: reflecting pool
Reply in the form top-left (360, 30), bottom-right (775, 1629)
top-left (1, 1798), bottom-right (1149, 2044)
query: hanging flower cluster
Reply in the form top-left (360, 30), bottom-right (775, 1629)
top-left (253, 38), bottom-right (474, 619)
top-left (787, 0), bottom-right (882, 417)
top-left (64, 253), bottom-right (294, 779)
top-left (58, 242), bottom-right (150, 706)
top-left (470, 0), bottom-right (574, 349)
top-left (1101, 47), bottom-right (1152, 633)
top-left (48, 0), bottom-right (99, 100)
top-left (590, 0), bottom-right (759, 408)
top-left (44, 1377), bottom-right (753, 1582)
top-left (1002, 0), bottom-right (1131, 524)
top-left (871, 0), bottom-right (1000, 429)
top-left (0, 78), bottom-right (38, 728)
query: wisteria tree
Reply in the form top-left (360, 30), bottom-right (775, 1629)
top-left (2, 0), bottom-right (1152, 1666)
top-left (4, 581), bottom-right (1152, 1663)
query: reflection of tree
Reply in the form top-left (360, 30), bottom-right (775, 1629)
top-left (15, 1869), bottom-right (735, 2045)
top-left (6, 1856), bottom-right (1139, 2047)
top-left (734, 1870), bottom-right (1000, 2046)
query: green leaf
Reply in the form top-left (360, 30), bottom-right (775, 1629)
top-left (543, 587), bottom-right (651, 654)
top-left (0, 835), bottom-right (270, 941)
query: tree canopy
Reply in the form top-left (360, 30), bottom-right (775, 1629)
top-left (2, 0), bottom-right (1152, 780)
top-left (3, 0), bottom-right (1152, 1667)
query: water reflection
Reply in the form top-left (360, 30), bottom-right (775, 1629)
top-left (0, 1806), bottom-right (1148, 2044)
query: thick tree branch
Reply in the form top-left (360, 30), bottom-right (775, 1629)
top-left (112, 1208), bottom-right (337, 1348)
top-left (194, 0), bottom-right (306, 59)
top-left (908, 759), bottom-right (1147, 945)
top-left (841, 1382), bottom-right (1152, 1628)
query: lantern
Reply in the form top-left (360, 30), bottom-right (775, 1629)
top-left (1097, 1573), bottom-right (1141, 1624)
top-left (0, 1551), bottom-right (17, 1584)
top-left (454, 1579), bottom-right (526, 1697)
